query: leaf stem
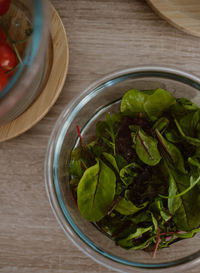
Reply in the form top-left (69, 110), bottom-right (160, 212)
top-left (80, 161), bottom-right (87, 170)
top-left (159, 176), bottom-right (200, 199)
top-left (137, 131), bottom-right (152, 159)
top-left (153, 226), bottom-right (160, 258)
top-left (0, 23), bottom-right (23, 64)
top-left (76, 125), bottom-right (82, 141)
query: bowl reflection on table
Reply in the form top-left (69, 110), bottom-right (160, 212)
top-left (45, 66), bottom-right (200, 273)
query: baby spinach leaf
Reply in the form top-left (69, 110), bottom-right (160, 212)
top-left (77, 158), bottom-right (116, 222)
top-left (71, 146), bottom-right (83, 160)
top-left (70, 145), bottom-right (95, 177)
top-left (102, 152), bottom-right (119, 173)
top-left (174, 118), bottom-right (200, 146)
top-left (143, 88), bottom-right (176, 121)
top-left (114, 222), bottom-right (137, 240)
top-left (152, 117), bottom-right (169, 134)
top-left (96, 120), bottom-right (107, 138)
top-left (120, 89), bottom-right (148, 117)
top-left (115, 154), bottom-right (128, 170)
top-left (178, 112), bottom-right (196, 137)
top-left (154, 198), bottom-right (172, 222)
top-left (159, 238), bottom-right (173, 248)
top-left (69, 159), bottom-right (85, 178)
top-left (188, 157), bottom-right (200, 190)
top-left (129, 124), bottom-right (140, 145)
top-left (124, 236), bottom-right (156, 250)
top-left (136, 129), bottom-right (161, 166)
top-left (121, 88), bottom-right (176, 121)
top-left (175, 228), bottom-right (200, 239)
top-left (96, 112), bottom-right (122, 138)
top-left (115, 181), bottom-right (125, 196)
top-left (160, 157), bottom-right (200, 198)
top-left (115, 198), bottom-right (148, 215)
top-left (87, 140), bottom-right (105, 158)
top-left (105, 113), bottom-right (118, 156)
top-left (155, 129), bottom-right (186, 173)
top-left (97, 113), bottom-right (119, 156)
top-left (116, 226), bottom-right (153, 249)
top-left (174, 109), bottom-right (200, 140)
top-left (161, 164), bottom-right (200, 231)
top-left (98, 214), bottom-right (128, 237)
top-left (192, 110), bottom-right (200, 132)
top-left (170, 101), bottom-right (187, 118)
top-left (188, 156), bottom-right (200, 175)
top-left (130, 211), bottom-right (152, 225)
top-left (119, 162), bottom-right (142, 185)
top-left (161, 176), bottom-right (200, 199)
top-left (164, 128), bottom-right (181, 143)
top-left (174, 188), bottom-right (200, 231)
top-left (170, 98), bottom-right (198, 122)
top-left (177, 98), bottom-right (199, 111)
top-left (167, 168), bottom-right (182, 215)
top-left (150, 212), bottom-right (158, 232)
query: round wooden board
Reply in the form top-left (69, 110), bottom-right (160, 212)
top-left (0, 4), bottom-right (69, 142)
top-left (146, 0), bottom-right (200, 37)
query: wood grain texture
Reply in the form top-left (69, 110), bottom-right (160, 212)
top-left (147, 0), bottom-right (200, 37)
top-left (0, 0), bottom-right (200, 272)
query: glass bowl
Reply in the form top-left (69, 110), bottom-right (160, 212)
top-left (45, 66), bottom-right (200, 273)
top-left (0, 0), bottom-right (49, 125)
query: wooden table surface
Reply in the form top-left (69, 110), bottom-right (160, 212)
top-left (1, 0), bottom-right (200, 272)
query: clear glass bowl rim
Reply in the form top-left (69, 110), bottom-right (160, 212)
top-left (0, 0), bottom-right (48, 100)
top-left (45, 66), bottom-right (200, 273)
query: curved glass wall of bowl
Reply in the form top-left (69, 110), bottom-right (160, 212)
top-left (0, 0), bottom-right (49, 125)
top-left (45, 67), bottom-right (200, 273)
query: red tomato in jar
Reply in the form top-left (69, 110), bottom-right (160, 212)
top-left (0, 0), bottom-right (11, 16)
top-left (0, 68), bottom-right (8, 92)
top-left (0, 27), bottom-right (7, 43)
top-left (0, 43), bottom-right (18, 72)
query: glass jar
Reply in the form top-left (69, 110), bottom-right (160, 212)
top-left (0, 0), bottom-right (49, 125)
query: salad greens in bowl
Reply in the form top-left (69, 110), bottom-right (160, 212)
top-left (45, 67), bottom-right (200, 273)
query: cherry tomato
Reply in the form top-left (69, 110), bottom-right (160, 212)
top-left (0, 0), bottom-right (11, 16)
top-left (0, 68), bottom-right (8, 92)
top-left (0, 43), bottom-right (18, 72)
top-left (0, 27), bottom-right (7, 43)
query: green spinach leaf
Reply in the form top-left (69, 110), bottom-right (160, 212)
top-left (130, 211), bottom-right (152, 225)
top-left (119, 162), bottom-right (142, 185)
top-left (167, 167), bottom-right (182, 215)
top-left (144, 88), bottom-right (176, 121)
top-left (162, 164), bottom-right (200, 231)
top-left (136, 129), bottom-right (161, 166)
top-left (77, 158), bottom-right (116, 221)
top-left (152, 117), bottom-right (169, 134)
top-left (174, 118), bottom-right (200, 146)
top-left (164, 128), bottom-right (181, 143)
top-left (69, 159), bottom-right (85, 178)
top-left (176, 98), bottom-right (199, 111)
top-left (102, 152), bottom-right (119, 173)
top-left (115, 198), bottom-right (148, 215)
top-left (154, 198), bottom-right (172, 222)
top-left (155, 129), bottom-right (186, 173)
top-left (175, 228), bottom-right (200, 239)
top-left (120, 89), bottom-right (148, 117)
top-left (116, 226), bottom-right (153, 249)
